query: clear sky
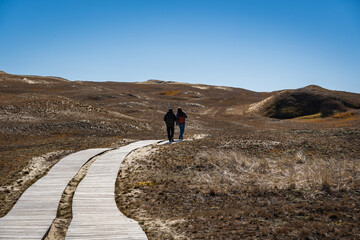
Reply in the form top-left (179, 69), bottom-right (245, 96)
top-left (0, 0), bottom-right (359, 93)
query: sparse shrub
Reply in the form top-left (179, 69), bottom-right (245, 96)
top-left (320, 99), bottom-right (345, 117)
top-left (279, 106), bottom-right (298, 116)
top-left (287, 183), bottom-right (296, 190)
top-left (321, 181), bottom-right (331, 193)
top-left (160, 90), bottom-right (181, 96)
top-left (333, 111), bottom-right (356, 119)
top-left (257, 158), bottom-right (269, 174)
top-left (208, 189), bottom-right (216, 197)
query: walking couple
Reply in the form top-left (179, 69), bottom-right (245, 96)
top-left (164, 108), bottom-right (187, 143)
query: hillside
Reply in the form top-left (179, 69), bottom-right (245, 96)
top-left (1, 71), bottom-right (359, 239)
top-left (0, 71), bottom-right (269, 203)
top-left (248, 85), bottom-right (360, 119)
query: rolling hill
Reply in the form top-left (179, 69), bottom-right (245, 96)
top-left (1, 71), bottom-right (359, 239)
top-left (248, 85), bottom-right (360, 119)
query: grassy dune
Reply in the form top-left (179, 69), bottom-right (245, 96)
top-left (1, 71), bottom-right (359, 239)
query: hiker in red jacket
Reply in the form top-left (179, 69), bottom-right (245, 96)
top-left (164, 109), bottom-right (177, 142)
top-left (176, 108), bottom-right (188, 140)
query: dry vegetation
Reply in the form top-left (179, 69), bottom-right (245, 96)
top-left (252, 85), bottom-right (360, 119)
top-left (1, 71), bottom-right (360, 239)
top-left (117, 128), bottom-right (360, 239)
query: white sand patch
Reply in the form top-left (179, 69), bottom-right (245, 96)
top-left (0, 150), bottom-right (72, 193)
top-left (183, 91), bottom-right (203, 97)
top-left (224, 104), bottom-right (252, 115)
top-left (187, 103), bottom-right (205, 108)
top-left (23, 78), bottom-right (37, 84)
top-left (215, 86), bottom-right (233, 91)
top-left (192, 85), bottom-right (209, 90)
top-left (21, 151), bottom-right (71, 183)
top-left (201, 107), bottom-right (220, 115)
top-left (107, 110), bottom-right (136, 120)
top-left (247, 95), bottom-right (274, 112)
top-left (120, 145), bottom-right (159, 175)
top-left (118, 101), bottom-right (149, 107)
top-left (22, 78), bottom-right (51, 84)
top-left (191, 133), bottom-right (209, 140)
top-left (150, 218), bottom-right (187, 240)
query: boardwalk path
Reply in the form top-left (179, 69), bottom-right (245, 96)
top-left (66, 140), bottom-right (159, 239)
top-left (0, 140), bottom-right (163, 239)
top-left (0, 148), bottom-right (109, 240)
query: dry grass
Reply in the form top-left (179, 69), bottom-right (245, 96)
top-left (195, 150), bottom-right (359, 192)
top-left (297, 113), bottom-right (322, 120)
top-left (160, 90), bottom-right (182, 96)
top-left (333, 111), bottom-right (357, 119)
top-left (116, 129), bottom-right (360, 239)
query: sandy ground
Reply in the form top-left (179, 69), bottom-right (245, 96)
top-left (0, 150), bottom-right (73, 217)
top-left (116, 144), bottom-right (189, 239)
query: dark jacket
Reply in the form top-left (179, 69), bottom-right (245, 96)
top-left (164, 111), bottom-right (177, 127)
top-left (176, 112), bottom-right (188, 125)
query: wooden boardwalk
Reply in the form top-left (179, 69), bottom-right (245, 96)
top-left (0, 148), bottom-right (109, 240)
top-left (66, 140), bottom-right (158, 239)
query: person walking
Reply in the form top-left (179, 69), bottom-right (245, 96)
top-left (164, 108), bottom-right (177, 142)
top-left (176, 108), bottom-right (187, 140)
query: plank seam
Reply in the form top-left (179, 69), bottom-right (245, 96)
top-left (41, 148), bottom-right (114, 240)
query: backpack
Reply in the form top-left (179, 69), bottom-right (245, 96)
top-left (178, 114), bottom-right (185, 124)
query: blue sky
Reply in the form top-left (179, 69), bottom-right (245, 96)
top-left (0, 0), bottom-right (359, 93)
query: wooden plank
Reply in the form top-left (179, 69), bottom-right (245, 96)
top-left (0, 148), bottom-right (109, 240)
top-left (66, 140), bottom-right (159, 240)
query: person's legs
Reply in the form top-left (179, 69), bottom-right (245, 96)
top-left (170, 125), bottom-right (175, 142)
top-left (179, 124), bottom-right (185, 140)
top-left (167, 125), bottom-right (172, 142)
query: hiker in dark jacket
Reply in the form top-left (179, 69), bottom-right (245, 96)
top-left (176, 108), bottom-right (187, 140)
top-left (164, 109), bottom-right (177, 142)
